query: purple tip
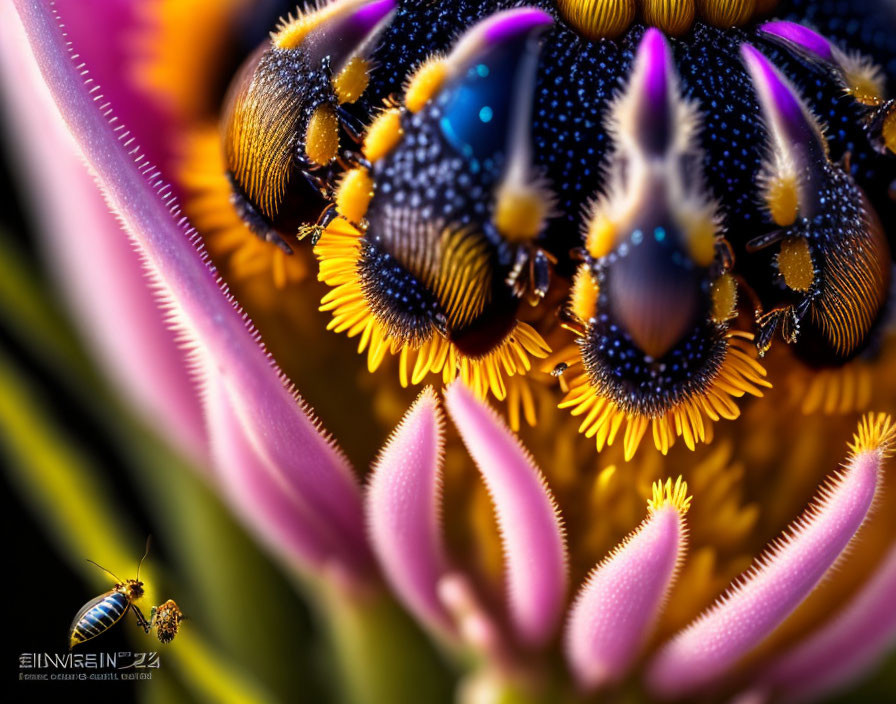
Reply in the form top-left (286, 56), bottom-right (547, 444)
top-left (641, 29), bottom-right (671, 117)
top-left (741, 43), bottom-right (815, 147)
top-left (631, 28), bottom-right (674, 155)
top-left (760, 21), bottom-right (833, 61)
top-left (482, 8), bottom-right (554, 45)
top-left (351, 0), bottom-right (397, 34)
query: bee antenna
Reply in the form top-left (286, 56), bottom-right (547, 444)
top-left (86, 559), bottom-right (123, 584)
top-left (136, 536), bottom-right (152, 581)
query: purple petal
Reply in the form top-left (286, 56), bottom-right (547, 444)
top-left (482, 8), bottom-right (554, 44)
top-left (367, 388), bottom-right (453, 635)
top-left (0, 3), bottom-right (205, 464)
top-left (741, 43), bottom-right (824, 155)
top-left (760, 21), bottom-right (834, 61)
top-left (565, 479), bottom-right (690, 691)
top-left (12, 0), bottom-right (372, 579)
top-left (647, 414), bottom-right (894, 699)
top-left (632, 28), bottom-right (675, 156)
top-left (448, 8), bottom-right (553, 73)
top-left (444, 382), bottom-right (567, 648)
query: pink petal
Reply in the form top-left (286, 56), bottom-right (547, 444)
top-left (0, 3), bottom-right (205, 464)
top-left (647, 414), bottom-right (894, 699)
top-left (566, 480), bottom-right (690, 691)
top-left (759, 544), bottom-right (896, 703)
top-left (11, 0), bottom-right (371, 578)
top-left (367, 388), bottom-right (453, 635)
top-left (444, 382), bottom-right (567, 648)
top-left (204, 374), bottom-right (349, 572)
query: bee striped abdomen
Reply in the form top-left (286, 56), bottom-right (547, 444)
top-left (69, 591), bottom-right (129, 649)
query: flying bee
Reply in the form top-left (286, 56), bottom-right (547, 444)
top-left (69, 540), bottom-right (153, 649)
top-left (740, 44), bottom-right (891, 363)
top-left (556, 29), bottom-right (770, 460)
top-left (314, 9), bottom-right (555, 407)
top-left (150, 599), bottom-right (185, 645)
top-left (221, 0), bottom-right (396, 252)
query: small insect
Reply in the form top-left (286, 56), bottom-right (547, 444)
top-left (740, 44), bottom-right (891, 363)
top-left (556, 30), bottom-right (770, 460)
top-left (314, 9), bottom-right (555, 405)
top-left (68, 540), bottom-right (153, 650)
top-left (150, 599), bottom-right (185, 645)
top-left (222, 0), bottom-right (396, 251)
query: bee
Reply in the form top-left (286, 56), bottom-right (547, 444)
top-left (740, 44), bottom-right (891, 363)
top-left (314, 9), bottom-right (556, 405)
top-left (68, 541), bottom-right (153, 649)
top-left (556, 30), bottom-right (770, 460)
top-left (221, 0), bottom-right (396, 252)
top-left (150, 599), bottom-right (185, 645)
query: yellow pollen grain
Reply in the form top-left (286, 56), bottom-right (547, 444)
top-left (642, 0), bottom-right (696, 36)
top-left (304, 104), bottom-right (340, 167)
top-left (405, 58), bottom-right (447, 113)
top-left (556, 0), bottom-right (637, 41)
top-left (648, 476), bottom-right (693, 515)
top-left (778, 236), bottom-right (815, 292)
top-left (585, 212), bottom-right (616, 259)
top-left (333, 56), bottom-right (371, 104)
top-left (493, 186), bottom-right (547, 243)
top-left (765, 175), bottom-right (800, 226)
top-left (336, 168), bottom-right (375, 224)
top-left (363, 108), bottom-right (404, 162)
top-left (710, 273), bottom-right (738, 323)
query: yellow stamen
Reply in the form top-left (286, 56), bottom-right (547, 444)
top-left (305, 104), bottom-right (340, 167)
top-left (648, 476), bottom-right (693, 515)
top-left (333, 56), bottom-right (371, 104)
top-left (558, 333), bottom-right (771, 460)
top-left (405, 58), bottom-right (447, 113)
top-left (848, 412), bottom-right (896, 458)
top-left (335, 168), bottom-right (375, 224)
top-left (777, 236), bottom-right (814, 292)
top-left (363, 108), bottom-right (404, 162)
top-left (314, 219), bottom-right (551, 417)
top-left (710, 273), bottom-right (737, 323)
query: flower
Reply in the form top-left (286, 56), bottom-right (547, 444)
top-left (4, 0), bottom-right (896, 702)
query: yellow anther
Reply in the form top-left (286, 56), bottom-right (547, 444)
top-left (778, 236), bottom-right (815, 292)
top-left (304, 104), bottom-right (340, 167)
top-left (710, 273), bottom-right (738, 323)
top-left (765, 174), bottom-right (800, 227)
top-left (363, 108), bottom-right (404, 163)
top-left (336, 168), bottom-right (375, 224)
top-left (492, 185), bottom-right (548, 243)
top-left (585, 212), bottom-right (617, 259)
top-left (333, 56), bottom-right (370, 104)
top-left (405, 58), bottom-right (447, 113)
top-left (648, 476), bottom-right (693, 515)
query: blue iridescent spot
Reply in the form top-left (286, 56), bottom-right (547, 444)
top-left (654, 227), bottom-right (666, 242)
top-left (479, 106), bottom-right (493, 123)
